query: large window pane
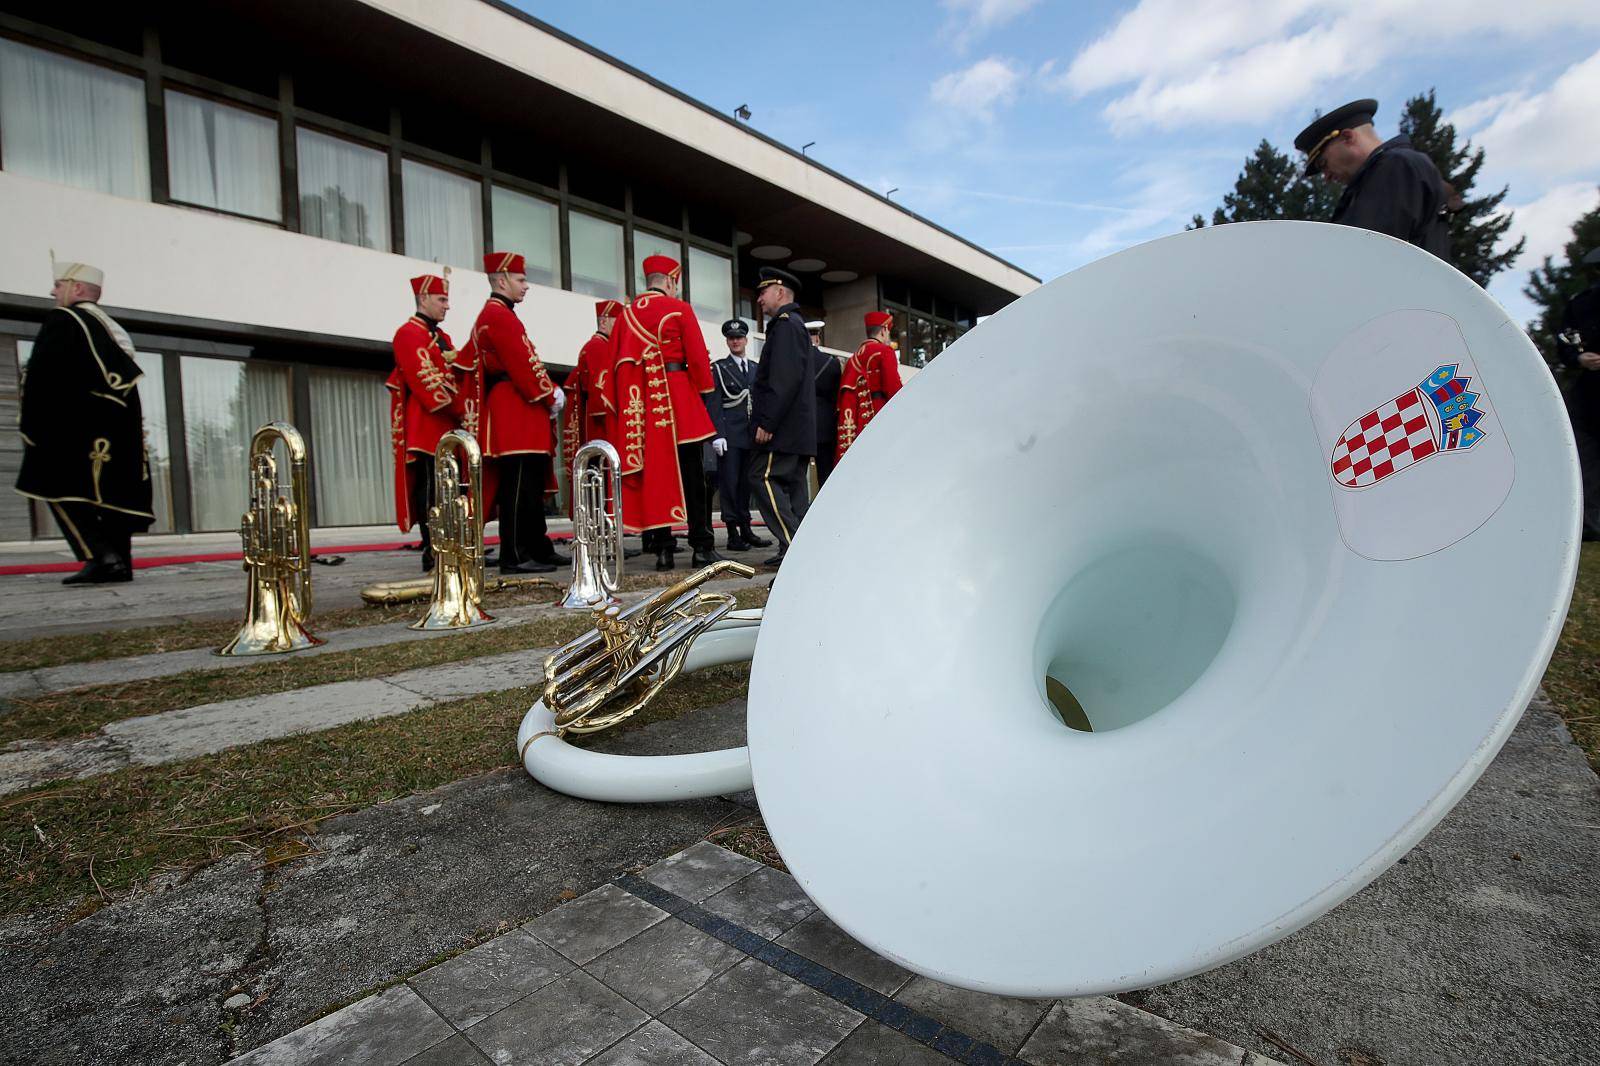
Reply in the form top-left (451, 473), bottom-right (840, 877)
top-left (131, 352), bottom-right (174, 533)
top-left (402, 159), bottom-right (482, 267)
top-left (296, 127), bottom-right (389, 250)
top-left (687, 247), bottom-right (732, 323)
top-left (166, 90), bottom-right (281, 221)
top-left (569, 211), bottom-right (624, 299)
top-left (633, 229), bottom-right (680, 291)
top-left (180, 358), bottom-right (293, 531)
top-left (309, 368), bottom-right (392, 525)
top-left (490, 186), bottom-right (558, 288)
top-left (0, 39), bottom-right (149, 199)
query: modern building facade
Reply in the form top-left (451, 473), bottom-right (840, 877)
top-left (0, 0), bottom-right (1037, 541)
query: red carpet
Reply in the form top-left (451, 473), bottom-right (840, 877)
top-left (0, 522), bottom-right (760, 576)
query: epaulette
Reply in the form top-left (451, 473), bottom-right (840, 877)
top-left (777, 312), bottom-right (789, 320)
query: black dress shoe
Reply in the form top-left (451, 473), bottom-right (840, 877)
top-left (761, 552), bottom-right (785, 569)
top-left (536, 550), bottom-right (571, 567)
top-left (691, 549), bottom-right (725, 567)
top-left (501, 559), bottom-right (557, 574)
top-left (742, 527), bottom-right (772, 548)
top-left (724, 536), bottom-right (752, 552)
top-left (422, 552), bottom-right (436, 573)
top-left (622, 547), bottom-right (643, 559)
top-left (655, 547), bottom-right (675, 571)
top-left (63, 559), bottom-right (132, 585)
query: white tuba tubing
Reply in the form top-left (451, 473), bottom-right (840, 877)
top-left (517, 611), bottom-right (763, 802)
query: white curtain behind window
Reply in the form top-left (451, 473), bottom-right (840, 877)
top-left (310, 368), bottom-right (392, 526)
top-left (296, 127), bottom-right (389, 250)
top-left (688, 246), bottom-right (733, 323)
top-left (403, 159), bottom-right (482, 268)
top-left (181, 358), bottom-right (293, 531)
top-left (0, 39), bottom-right (149, 199)
top-left (165, 91), bottom-right (281, 221)
top-left (131, 352), bottom-right (174, 533)
top-left (569, 212), bottom-right (625, 299)
top-left (490, 186), bottom-right (558, 287)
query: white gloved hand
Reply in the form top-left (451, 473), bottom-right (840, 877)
top-left (712, 437), bottom-right (728, 456)
top-left (550, 388), bottom-right (567, 414)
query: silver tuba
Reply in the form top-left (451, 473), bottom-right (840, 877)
top-left (560, 440), bottom-right (624, 609)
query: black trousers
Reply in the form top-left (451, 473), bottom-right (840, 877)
top-left (1575, 416), bottom-right (1600, 539)
top-left (413, 454), bottom-right (436, 569)
top-left (717, 444), bottom-right (756, 530)
top-left (644, 441), bottom-right (714, 553)
top-left (749, 450), bottom-right (811, 552)
top-left (50, 501), bottom-right (134, 567)
top-left (813, 438), bottom-right (837, 488)
top-left (496, 454), bottom-right (556, 569)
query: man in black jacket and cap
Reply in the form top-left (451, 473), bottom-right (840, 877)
top-left (709, 318), bottom-right (771, 552)
top-left (15, 258), bottom-right (154, 584)
top-left (807, 319), bottom-right (842, 488)
top-left (748, 267), bottom-right (816, 568)
top-left (1557, 247), bottom-right (1600, 540)
top-left (1295, 98), bottom-right (1451, 262)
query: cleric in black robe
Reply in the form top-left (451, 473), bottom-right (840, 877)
top-left (15, 260), bottom-right (153, 583)
top-left (1295, 99), bottom-right (1452, 262)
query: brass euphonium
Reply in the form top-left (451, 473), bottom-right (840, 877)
top-left (411, 430), bottom-right (493, 630)
top-left (217, 422), bottom-right (322, 656)
top-left (560, 440), bottom-right (624, 609)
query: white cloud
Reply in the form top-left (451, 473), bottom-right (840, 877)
top-left (1451, 49), bottom-right (1600, 182)
top-left (942, 0), bottom-right (1040, 47)
top-left (930, 57), bottom-right (1024, 120)
top-left (1488, 182), bottom-right (1600, 325)
top-left (1054, 0), bottom-right (1600, 131)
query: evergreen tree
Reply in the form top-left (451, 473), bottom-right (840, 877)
top-left (1524, 192), bottom-right (1600, 378)
top-left (1187, 139), bottom-right (1336, 230)
top-left (1399, 90), bottom-right (1521, 288)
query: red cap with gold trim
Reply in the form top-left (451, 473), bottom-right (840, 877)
top-left (410, 274), bottom-right (448, 296)
top-left (641, 254), bottom-right (681, 279)
top-left (865, 311), bottom-right (894, 330)
top-left (595, 299), bottom-right (623, 319)
top-left (484, 251), bottom-right (526, 275)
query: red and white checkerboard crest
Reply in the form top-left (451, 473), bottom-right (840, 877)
top-left (1329, 364), bottom-right (1487, 489)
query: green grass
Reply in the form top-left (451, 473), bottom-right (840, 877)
top-left (0, 585), bottom-right (770, 745)
top-left (0, 564), bottom-right (759, 674)
top-left (1545, 541), bottom-right (1600, 773)
top-left (0, 664), bottom-right (753, 918)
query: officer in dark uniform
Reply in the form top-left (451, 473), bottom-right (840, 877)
top-left (748, 267), bottom-right (816, 568)
top-left (807, 320), bottom-right (841, 488)
top-left (709, 319), bottom-right (771, 552)
top-left (1295, 99), bottom-right (1451, 261)
top-left (1558, 247), bottom-right (1600, 540)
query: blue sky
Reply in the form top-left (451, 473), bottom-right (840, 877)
top-left (514, 1), bottom-right (1600, 324)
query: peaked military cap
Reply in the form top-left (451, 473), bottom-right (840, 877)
top-left (756, 265), bottom-right (800, 292)
top-left (1295, 98), bottom-right (1378, 174)
top-left (722, 318), bottom-right (749, 338)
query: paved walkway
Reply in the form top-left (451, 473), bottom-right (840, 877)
top-left (233, 842), bottom-right (1278, 1066)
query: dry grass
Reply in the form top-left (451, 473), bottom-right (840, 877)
top-left (1544, 541), bottom-right (1600, 773)
top-left (0, 584), bottom-right (770, 745)
top-left (0, 664), bottom-right (753, 918)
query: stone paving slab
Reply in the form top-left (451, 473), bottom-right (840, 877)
top-left (235, 847), bottom-right (1277, 1066)
top-left (229, 984), bottom-right (454, 1066)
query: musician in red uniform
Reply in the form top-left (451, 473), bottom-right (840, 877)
top-left (607, 254), bottom-right (722, 570)
top-left (472, 251), bottom-right (567, 574)
top-left (560, 299), bottom-right (620, 485)
top-left (387, 272), bottom-right (472, 572)
top-left (836, 310), bottom-right (905, 463)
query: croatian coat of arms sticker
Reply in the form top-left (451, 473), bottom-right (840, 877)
top-left (1310, 310), bottom-right (1515, 561)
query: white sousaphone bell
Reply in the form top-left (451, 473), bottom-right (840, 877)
top-left (519, 221), bottom-right (1581, 998)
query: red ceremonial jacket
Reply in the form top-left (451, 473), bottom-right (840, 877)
top-left (606, 289), bottom-right (715, 532)
top-left (836, 340), bottom-right (904, 463)
top-left (387, 314), bottom-right (471, 531)
top-left (473, 294), bottom-right (559, 462)
top-left (560, 331), bottom-right (616, 516)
